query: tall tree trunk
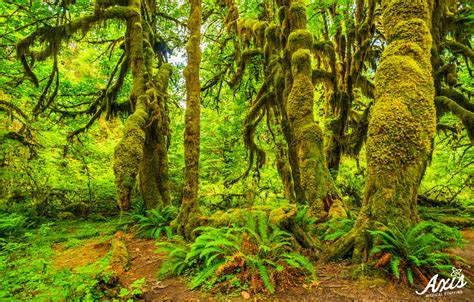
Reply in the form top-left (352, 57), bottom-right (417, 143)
top-left (113, 0), bottom-right (146, 211)
top-left (139, 64), bottom-right (173, 209)
top-left (114, 0), bottom-right (173, 211)
top-left (174, 0), bottom-right (203, 239)
top-left (330, 0), bottom-right (436, 262)
top-left (284, 1), bottom-right (346, 221)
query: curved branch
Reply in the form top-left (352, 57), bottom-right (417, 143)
top-left (440, 88), bottom-right (474, 112)
top-left (435, 96), bottom-right (474, 144)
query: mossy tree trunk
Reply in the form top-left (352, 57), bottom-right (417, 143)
top-left (173, 0), bottom-right (203, 239)
top-left (284, 1), bottom-right (346, 221)
top-left (139, 64), bottom-right (173, 209)
top-left (113, 0), bottom-right (173, 211)
top-left (330, 0), bottom-right (436, 262)
top-left (113, 0), bottom-right (147, 211)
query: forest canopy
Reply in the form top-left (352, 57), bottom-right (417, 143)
top-left (0, 0), bottom-right (473, 300)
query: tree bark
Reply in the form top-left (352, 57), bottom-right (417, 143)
top-left (173, 0), bottom-right (203, 239)
top-left (113, 0), bottom-right (146, 211)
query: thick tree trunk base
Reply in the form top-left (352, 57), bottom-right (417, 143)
top-left (172, 206), bottom-right (203, 240)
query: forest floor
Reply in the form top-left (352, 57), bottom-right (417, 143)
top-left (50, 225), bottom-right (474, 302)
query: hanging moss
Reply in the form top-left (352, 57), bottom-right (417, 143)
top-left (252, 21), bottom-right (268, 48)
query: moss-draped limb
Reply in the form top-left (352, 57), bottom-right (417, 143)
top-left (435, 96), bottom-right (474, 144)
top-left (16, 5), bottom-right (138, 63)
top-left (441, 40), bottom-right (474, 64)
top-left (228, 84), bottom-right (272, 185)
top-left (173, 0), bottom-right (203, 239)
top-left (330, 0), bottom-right (436, 262)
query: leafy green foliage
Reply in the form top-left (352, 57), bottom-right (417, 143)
top-left (157, 212), bottom-right (316, 294)
top-left (294, 206), bottom-right (318, 234)
top-left (369, 221), bottom-right (465, 285)
top-left (118, 277), bottom-right (146, 299)
top-left (0, 213), bottom-right (29, 237)
top-left (318, 217), bottom-right (355, 241)
top-left (132, 206), bottom-right (178, 239)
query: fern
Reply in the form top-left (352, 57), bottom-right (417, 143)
top-left (133, 206), bottom-right (178, 239)
top-left (319, 218), bottom-right (355, 241)
top-left (256, 261), bottom-right (274, 293)
top-left (156, 240), bottom-right (191, 277)
top-left (190, 259), bottom-right (225, 289)
top-left (294, 206), bottom-right (318, 233)
top-left (369, 221), bottom-right (466, 285)
top-left (282, 253), bottom-right (316, 281)
top-left (0, 213), bottom-right (29, 237)
top-left (156, 212), bottom-right (316, 294)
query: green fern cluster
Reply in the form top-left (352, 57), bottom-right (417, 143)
top-left (369, 221), bottom-right (465, 285)
top-left (131, 206), bottom-right (178, 240)
top-left (156, 211), bottom-right (316, 294)
top-left (318, 217), bottom-right (355, 241)
top-left (294, 206), bottom-right (318, 234)
top-left (0, 213), bottom-right (29, 237)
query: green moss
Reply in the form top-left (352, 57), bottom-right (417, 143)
top-left (288, 29), bottom-right (313, 54)
top-left (327, 199), bottom-right (348, 220)
top-left (252, 21), bottom-right (268, 47)
top-left (382, 0), bottom-right (430, 37)
top-left (363, 0), bottom-right (435, 226)
top-left (391, 19), bottom-right (432, 50)
top-left (289, 1), bottom-right (307, 30)
top-left (291, 49), bottom-right (311, 74)
top-left (114, 96), bottom-right (150, 211)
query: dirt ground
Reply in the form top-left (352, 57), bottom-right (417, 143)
top-left (52, 230), bottom-right (474, 301)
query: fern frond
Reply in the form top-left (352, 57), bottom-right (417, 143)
top-left (190, 259), bottom-right (226, 289)
top-left (256, 261), bottom-right (274, 293)
top-left (391, 256), bottom-right (401, 279)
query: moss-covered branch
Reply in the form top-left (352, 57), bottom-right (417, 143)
top-left (435, 96), bottom-right (474, 144)
top-left (440, 88), bottom-right (474, 112)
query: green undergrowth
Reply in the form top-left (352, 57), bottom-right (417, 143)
top-left (419, 206), bottom-right (474, 228)
top-left (125, 205), bottom-right (179, 239)
top-left (0, 217), bottom-right (123, 300)
top-left (156, 211), bottom-right (316, 295)
top-left (368, 220), bottom-right (467, 286)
